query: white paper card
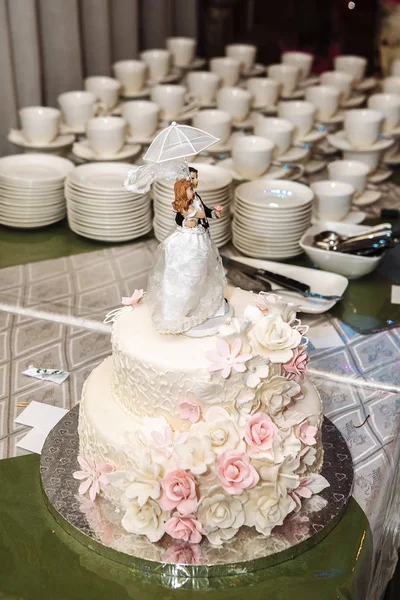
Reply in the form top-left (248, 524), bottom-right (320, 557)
top-left (391, 285), bottom-right (400, 305)
top-left (16, 428), bottom-right (50, 454)
top-left (308, 325), bottom-right (345, 349)
top-left (15, 401), bottom-right (68, 430)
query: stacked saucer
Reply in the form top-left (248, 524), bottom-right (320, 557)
top-left (65, 163), bottom-right (152, 242)
top-left (152, 162), bottom-right (232, 247)
top-left (232, 179), bottom-right (313, 259)
top-left (0, 153), bottom-right (73, 228)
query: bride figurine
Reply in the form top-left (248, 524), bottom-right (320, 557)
top-left (147, 175), bottom-right (227, 335)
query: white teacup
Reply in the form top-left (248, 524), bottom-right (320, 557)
top-left (278, 101), bottom-right (316, 140)
top-left (368, 93), bottom-right (400, 133)
top-left (282, 51), bottom-right (313, 81)
top-left (122, 100), bottom-right (159, 139)
top-left (140, 49), bottom-right (171, 83)
top-left (334, 55), bottom-right (367, 86)
top-left (267, 64), bottom-right (300, 97)
top-left (328, 160), bottom-right (370, 197)
top-left (187, 71), bottom-right (221, 105)
top-left (254, 117), bottom-right (294, 157)
top-left (344, 109), bottom-right (383, 148)
top-left (210, 57), bottom-right (240, 87)
top-left (193, 109), bottom-right (232, 144)
top-left (305, 85), bottom-right (340, 120)
top-left (85, 76), bottom-right (120, 111)
top-left (217, 87), bottom-right (251, 123)
top-left (58, 91), bottom-right (98, 130)
top-left (247, 78), bottom-right (280, 108)
top-left (86, 116), bottom-right (126, 157)
top-left (166, 37), bottom-right (196, 68)
top-left (225, 44), bottom-right (256, 73)
top-left (112, 60), bottom-right (147, 95)
top-left (232, 136), bottom-right (274, 179)
top-left (343, 149), bottom-right (382, 173)
top-left (320, 71), bottom-right (354, 100)
top-left (19, 106), bottom-right (60, 145)
top-left (383, 76), bottom-right (400, 96)
top-left (151, 84), bottom-right (197, 120)
top-left (311, 180), bottom-right (354, 221)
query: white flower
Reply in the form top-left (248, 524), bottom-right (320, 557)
top-left (121, 497), bottom-right (167, 542)
top-left (174, 435), bottom-right (215, 475)
top-left (234, 388), bottom-right (261, 427)
top-left (139, 417), bottom-right (173, 457)
top-left (190, 407), bottom-right (242, 455)
top-left (191, 380), bottom-right (224, 405)
top-left (257, 455), bottom-right (300, 496)
top-left (244, 356), bottom-right (270, 388)
top-left (198, 485), bottom-right (246, 546)
top-left (108, 454), bottom-right (161, 507)
top-left (258, 376), bottom-right (301, 417)
top-left (244, 483), bottom-right (296, 536)
top-left (298, 446), bottom-right (318, 471)
top-left (255, 293), bottom-right (297, 324)
top-left (271, 427), bottom-right (302, 463)
top-left (219, 317), bottom-right (252, 353)
top-left (247, 312), bottom-right (302, 363)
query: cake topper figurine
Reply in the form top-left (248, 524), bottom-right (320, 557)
top-left (124, 122), bottom-right (229, 336)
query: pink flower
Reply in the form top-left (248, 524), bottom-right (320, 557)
top-left (206, 338), bottom-right (252, 379)
top-left (73, 456), bottom-right (113, 502)
top-left (245, 412), bottom-right (279, 454)
top-left (297, 420), bottom-right (317, 446)
top-left (163, 542), bottom-right (202, 564)
top-left (216, 450), bottom-right (259, 495)
top-left (179, 399), bottom-right (201, 423)
top-left (121, 288), bottom-right (145, 307)
top-left (165, 515), bottom-right (203, 544)
top-left (159, 470), bottom-right (198, 515)
top-left (282, 345), bottom-right (309, 382)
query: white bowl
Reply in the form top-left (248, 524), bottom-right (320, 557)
top-left (300, 221), bottom-right (382, 279)
top-left (235, 179), bottom-right (313, 208)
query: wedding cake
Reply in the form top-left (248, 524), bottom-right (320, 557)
top-left (76, 286), bottom-right (328, 546)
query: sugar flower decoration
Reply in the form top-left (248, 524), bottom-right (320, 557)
top-left (159, 470), bottom-right (198, 515)
top-left (165, 514), bottom-right (203, 544)
top-left (216, 450), bottom-right (259, 495)
top-left (206, 338), bottom-right (252, 379)
top-left (121, 288), bottom-right (145, 307)
top-left (73, 456), bottom-right (113, 502)
top-left (179, 399), bottom-right (201, 423)
top-left (282, 346), bottom-right (309, 382)
top-left (245, 412), bottom-right (279, 457)
top-left (244, 356), bottom-right (270, 388)
top-left (297, 420), bottom-right (317, 446)
top-left (290, 474), bottom-right (330, 512)
top-left (255, 292), bottom-right (297, 324)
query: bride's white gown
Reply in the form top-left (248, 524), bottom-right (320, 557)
top-left (147, 198), bottom-right (226, 334)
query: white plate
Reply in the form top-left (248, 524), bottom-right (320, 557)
top-left (327, 131), bottom-right (394, 153)
top-left (0, 154), bottom-right (74, 183)
top-left (68, 162), bottom-right (137, 191)
top-left (311, 209), bottom-right (366, 225)
top-left (340, 94), bottom-right (366, 109)
top-left (157, 162), bottom-right (233, 190)
top-left (8, 130), bottom-right (75, 150)
top-left (69, 221), bottom-right (152, 242)
top-left (220, 248), bottom-right (348, 313)
top-left (232, 239), bottom-right (303, 260)
top-left (72, 140), bottom-right (141, 161)
top-left (352, 189), bottom-right (381, 207)
top-left (368, 168), bottom-right (393, 183)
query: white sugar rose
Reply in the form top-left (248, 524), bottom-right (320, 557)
top-left (244, 483), bottom-right (296, 536)
top-left (257, 455), bottom-right (300, 496)
top-left (108, 454), bottom-right (161, 507)
top-left (174, 435), bottom-right (215, 475)
top-left (219, 317), bottom-right (252, 353)
top-left (246, 310), bottom-right (301, 363)
top-left (255, 293), bottom-right (297, 323)
top-left (198, 485), bottom-right (246, 546)
top-left (190, 407), bottom-right (242, 455)
top-left (121, 497), bottom-right (167, 542)
top-left (258, 376), bottom-right (301, 417)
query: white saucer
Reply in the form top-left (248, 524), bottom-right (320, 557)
top-left (126, 130), bottom-right (163, 145)
top-left (217, 158), bottom-right (289, 181)
top-left (384, 152), bottom-right (400, 166)
top-left (354, 77), bottom-right (377, 93)
top-left (72, 140), bottom-right (141, 161)
top-left (297, 129), bottom-right (327, 144)
top-left (340, 94), bottom-right (366, 109)
top-left (352, 189), bottom-right (381, 207)
top-left (277, 146), bottom-right (310, 163)
top-left (8, 129), bottom-right (75, 150)
top-left (60, 122), bottom-right (85, 135)
top-left (181, 57), bottom-right (207, 71)
top-left (383, 125), bottom-right (400, 139)
top-left (328, 131), bottom-right (394, 152)
top-left (280, 89), bottom-right (305, 100)
top-left (312, 209), bottom-right (366, 225)
top-left (368, 168), bottom-right (393, 183)
top-left (148, 67), bottom-right (183, 86)
top-left (121, 87), bottom-right (151, 100)
top-left (315, 139), bottom-right (341, 156)
top-left (232, 115), bottom-right (256, 129)
top-left (255, 104), bottom-right (278, 115)
top-left (318, 112), bottom-right (345, 126)
top-left (298, 76), bottom-right (320, 88)
top-left (304, 159), bottom-right (327, 175)
top-left (199, 100), bottom-right (217, 109)
top-left (242, 63), bottom-right (266, 78)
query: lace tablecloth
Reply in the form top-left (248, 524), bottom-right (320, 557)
top-left (0, 239), bottom-right (399, 599)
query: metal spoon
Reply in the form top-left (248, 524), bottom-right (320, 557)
top-left (313, 224), bottom-right (393, 251)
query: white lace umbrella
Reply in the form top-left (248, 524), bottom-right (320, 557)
top-left (143, 121), bottom-right (219, 163)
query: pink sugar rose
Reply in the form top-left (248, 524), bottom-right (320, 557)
top-left (282, 345), bottom-right (309, 382)
top-left (165, 514), bottom-right (203, 544)
top-left (216, 450), bottom-right (259, 495)
top-left (159, 470), bottom-right (198, 515)
top-left (179, 400), bottom-right (201, 423)
top-left (297, 420), bottom-right (317, 446)
top-left (245, 412), bottom-right (279, 453)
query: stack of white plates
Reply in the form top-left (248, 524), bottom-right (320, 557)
top-left (152, 162), bottom-right (233, 247)
top-left (0, 153), bottom-right (73, 228)
top-left (65, 163), bottom-right (152, 242)
top-left (233, 179), bottom-right (314, 259)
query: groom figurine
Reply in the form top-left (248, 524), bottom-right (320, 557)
top-left (175, 166), bottom-right (223, 228)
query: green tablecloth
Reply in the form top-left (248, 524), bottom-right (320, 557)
top-left (0, 454), bottom-right (371, 600)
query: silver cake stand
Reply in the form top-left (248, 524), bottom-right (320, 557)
top-left (40, 406), bottom-right (353, 587)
